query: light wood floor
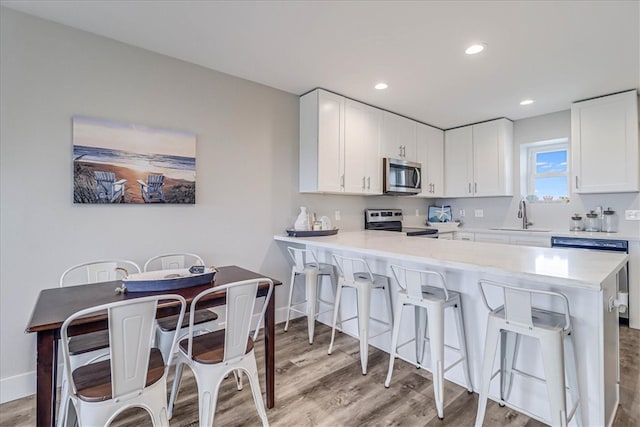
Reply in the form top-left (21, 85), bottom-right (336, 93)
top-left (1, 319), bottom-right (638, 426)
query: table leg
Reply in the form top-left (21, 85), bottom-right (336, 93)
top-left (36, 330), bottom-right (56, 427)
top-left (265, 290), bottom-right (275, 409)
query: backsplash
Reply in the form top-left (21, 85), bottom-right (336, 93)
top-left (435, 192), bottom-right (640, 235)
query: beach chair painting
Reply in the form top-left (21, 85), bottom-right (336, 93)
top-left (94, 171), bottom-right (126, 203)
top-left (137, 174), bottom-right (165, 203)
top-left (72, 115), bottom-right (196, 204)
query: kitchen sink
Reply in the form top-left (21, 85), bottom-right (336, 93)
top-left (489, 227), bottom-right (552, 232)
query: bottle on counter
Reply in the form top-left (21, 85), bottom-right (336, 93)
top-left (570, 214), bottom-right (584, 231)
top-left (602, 208), bottom-right (617, 233)
top-left (585, 210), bottom-right (601, 232)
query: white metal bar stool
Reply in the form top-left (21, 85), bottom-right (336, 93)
top-left (284, 247), bottom-right (338, 344)
top-left (475, 280), bottom-right (582, 427)
top-left (384, 265), bottom-right (473, 420)
top-left (328, 254), bottom-right (393, 375)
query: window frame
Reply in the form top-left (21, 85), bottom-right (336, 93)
top-left (520, 138), bottom-right (570, 203)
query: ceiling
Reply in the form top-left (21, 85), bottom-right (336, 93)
top-left (2, 0), bottom-right (639, 129)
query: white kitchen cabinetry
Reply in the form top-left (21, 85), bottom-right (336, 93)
top-left (571, 90), bottom-right (639, 193)
top-left (299, 89), bottom-right (381, 195)
top-left (344, 99), bottom-right (382, 194)
top-left (454, 231), bottom-right (475, 241)
top-left (444, 118), bottom-right (513, 197)
top-left (474, 232), bottom-right (510, 244)
top-left (416, 123), bottom-right (444, 197)
top-left (508, 235), bottom-right (550, 247)
top-left (381, 111), bottom-right (416, 161)
top-left (438, 232), bottom-right (454, 240)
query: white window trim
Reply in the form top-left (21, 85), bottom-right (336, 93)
top-left (520, 138), bottom-right (569, 203)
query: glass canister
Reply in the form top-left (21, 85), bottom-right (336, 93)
top-left (585, 211), bottom-right (601, 232)
top-left (570, 214), bottom-right (584, 231)
top-left (602, 208), bottom-right (617, 233)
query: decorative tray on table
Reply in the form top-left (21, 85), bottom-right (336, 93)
top-left (122, 267), bottom-right (216, 292)
top-left (286, 228), bottom-right (339, 237)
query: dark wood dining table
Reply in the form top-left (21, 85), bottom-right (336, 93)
top-left (26, 265), bottom-right (282, 427)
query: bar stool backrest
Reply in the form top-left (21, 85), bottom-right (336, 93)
top-left (332, 254), bottom-right (374, 283)
top-left (287, 247), bottom-right (320, 272)
top-left (478, 279), bottom-right (572, 330)
top-left (391, 265), bottom-right (450, 301)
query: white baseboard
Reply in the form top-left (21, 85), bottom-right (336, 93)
top-left (0, 307), bottom-right (293, 404)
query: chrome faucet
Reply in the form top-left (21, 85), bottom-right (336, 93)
top-left (518, 199), bottom-right (533, 229)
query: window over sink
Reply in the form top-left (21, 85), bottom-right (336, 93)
top-left (520, 138), bottom-right (569, 203)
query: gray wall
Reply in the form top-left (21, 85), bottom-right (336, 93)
top-left (0, 8), bottom-right (430, 402)
top-left (437, 110), bottom-right (640, 233)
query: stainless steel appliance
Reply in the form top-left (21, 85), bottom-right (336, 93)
top-left (364, 209), bottom-right (438, 237)
top-left (551, 236), bottom-right (629, 321)
top-left (383, 158), bottom-right (421, 195)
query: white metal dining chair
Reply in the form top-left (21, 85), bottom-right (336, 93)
top-left (475, 279), bottom-right (582, 427)
top-left (57, 259), bottom-right (141, 427)
top-left (284, 246), bottom-right (338, 344)
top-left (168, 278), bottom-right (274, 427)
top-left (144, 253), bottom-right (219, 363)
top-left (60, 294), bottom-right (186, 427)
top-left (328, 254), bottom-right (393, 375)
top-left (384, 265), bottom-right (473, 420)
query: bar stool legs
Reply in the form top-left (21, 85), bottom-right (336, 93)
top-left (284, 247), bottom-right (337, 344)
top-left (385, 265), bottom-right (473, 420)
top-left (328, 255), bottom-right (393, 376)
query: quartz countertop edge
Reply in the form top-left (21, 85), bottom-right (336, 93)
top-left (274, 231), bottom-right (629, 291)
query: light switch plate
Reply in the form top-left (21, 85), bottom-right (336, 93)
top-left (474, 209), bottom-right (484, 218)
top-left (625, 210), bottom-right (640, 220)
top-left (334, 210), bottom-right (341, 221)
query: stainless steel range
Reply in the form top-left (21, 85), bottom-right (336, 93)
top-left (364, 209), bottom-right (438, 238)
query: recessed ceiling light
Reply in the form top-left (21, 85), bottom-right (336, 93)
top-left (374, 83), bottom-right (388, 90)
top-left (465, 43), bottom-right (486, 55)
top-left (520, 99), bottom-right (535, 105)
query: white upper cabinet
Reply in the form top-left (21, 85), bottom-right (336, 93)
top-left (299, 89), bottom-right (381, 195)
top-left (444, 118), bottom-right (513, 197)
top-left (416, 123), bottom-right (444, 197)
top-left (344, 99), bottom-right (382, 194)
top-left (381, 111), bottom-right (416, 161)
top-left (571, 90), bottom-right (639, 193)
top-left (300, 89), bottom-right (345, 193)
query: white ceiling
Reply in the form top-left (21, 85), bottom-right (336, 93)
top-left (2, 0), bottom-right (639, 129)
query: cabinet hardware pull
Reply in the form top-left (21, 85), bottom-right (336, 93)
top-left (367, 176), bottom-right (371, 189)
top-left (575, 176), bottom-right (579, 189)
top-left (341, 174), bottom-right (344, 188)
top-left (474, 182), bottom-right (477, 193)
top-left (362, 176), bottom-right (366, 189)
top-left (468, 183), bottom-right (472, 193)
top-left (399, 145), bottom-right (403, 157)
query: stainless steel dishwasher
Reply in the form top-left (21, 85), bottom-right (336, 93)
top-left (551, 236), bottom-right (629, 322)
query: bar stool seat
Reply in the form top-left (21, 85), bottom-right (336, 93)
top-left (475, 279), bottom-right (582, 427)
top-left (284, 247), bottom-right (338, 344)
top-left (384, 265), bottom-right (473, 420)
top-left (328, 254), bottom-right (393, 375)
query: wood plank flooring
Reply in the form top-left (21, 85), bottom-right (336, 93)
top-left (1, 320), bottom-right (638, 426)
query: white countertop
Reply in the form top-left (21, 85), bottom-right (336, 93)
top-left (274, 230), bottom-right (629, 290)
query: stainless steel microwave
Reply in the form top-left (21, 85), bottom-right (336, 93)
top-left (383, 158), bottom-right (421, 195)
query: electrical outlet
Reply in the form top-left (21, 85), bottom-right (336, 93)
top-left (474, 209), bottom-right (484, 218)
top-left (625, 210), bottom-right (640, 220)
top-left (334, 210), bottom-right (341, 221)
top-left (459, 209), bottom-right (465, 217)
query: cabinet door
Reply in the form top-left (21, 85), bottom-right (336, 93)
top-left (454, 231), bottom-right (475, 241)
top-left (509, 235), bottom-right (551, 247)
top-left (300, 89), bottom-right (344, 193)
top-left (571, 90), bottom-right (639, 193)
top-left (416, 123), bottom-right (444, 197)
top-left (381, 111), bottom-right (416, 161)
top-left (344, 100), bottom-right (381, 194)
top-left (473, 120), bottom-right (502, 196)
top-left (444, 126), bottom-right (473, 197)
top-left (474, 233), bottom-right (510, 244)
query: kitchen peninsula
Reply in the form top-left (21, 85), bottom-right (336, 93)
top-left (274, 230), bottom-right (628, 425)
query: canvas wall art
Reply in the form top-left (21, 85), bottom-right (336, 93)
top-left (73, 116), bottom-right (196, 204)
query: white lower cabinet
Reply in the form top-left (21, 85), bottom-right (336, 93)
top-left (454, 231), bottom-right (475, 241)
top-left (509, 235), bottom-right (551, 248)
top-left (438, 232), bottom-right (454, 240)
top-left (474, 233), bottom-right (510, 244)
